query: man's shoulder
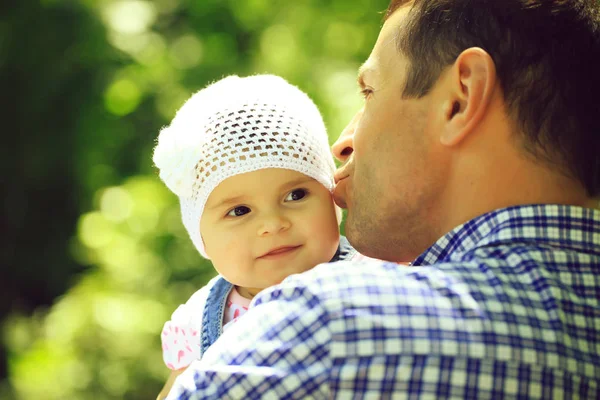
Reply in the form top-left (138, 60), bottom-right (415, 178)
top-left (304, 256), bottom-right (473, 283)
top-left (283, 257), bottom-right (480, 307)
top-left (281, 242), bottom-right (597, 325)
top-left (280, 251), bottom-right (543, 315)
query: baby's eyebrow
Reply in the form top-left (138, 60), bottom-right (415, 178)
top-left (207, 176), bottom-right (316, 210)
top-left (207, 195), bottom-right (247, 210)
top-left (280, 177), bottom-right (315, 190)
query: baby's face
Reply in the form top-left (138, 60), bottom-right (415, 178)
top-left (200, 168), bottom-right (340, 297)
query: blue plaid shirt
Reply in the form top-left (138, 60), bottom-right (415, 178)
top-left (169, 205), bottom-right (600, 399)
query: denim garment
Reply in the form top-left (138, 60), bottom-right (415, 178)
top-left (200, 235), bottom-right (355, 357)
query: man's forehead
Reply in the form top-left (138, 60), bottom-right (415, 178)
top-left (385, 0), bottom-right (414, 21)
top-left (378, 4), bottom-right (409, 48)
top-left (359, 8), bottom-right (407, 83)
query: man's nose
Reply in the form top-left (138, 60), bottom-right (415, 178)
top-left (257, 212), bottom-right (291, 236)
top-left (332, 108), bottom-right (363, 163)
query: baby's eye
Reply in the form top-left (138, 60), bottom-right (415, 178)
top-left (285, 188), bottom-right (308, 202)
top-left (226, 206), bottom-right (251, 217)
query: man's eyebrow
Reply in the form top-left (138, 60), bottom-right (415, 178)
top-left (357, 63), bottom-right (375, 88)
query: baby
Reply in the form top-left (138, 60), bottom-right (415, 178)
top-left (152, 74), bottom-right (358, 399)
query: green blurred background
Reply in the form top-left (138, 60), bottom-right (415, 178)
top-left (1, 0), bottom-right (388, 398)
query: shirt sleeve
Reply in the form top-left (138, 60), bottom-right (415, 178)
top-left (165, 276), bottom-right (333, 399)
top-left (161, 275), bottom-right (219, 370)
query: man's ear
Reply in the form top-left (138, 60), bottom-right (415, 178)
top-left (440, 47), bottom-right (496, 146)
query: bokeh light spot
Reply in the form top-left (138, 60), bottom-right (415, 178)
top-left (169, 34), bottom-right (203, 69)
top-left (104, 78), bottom-right (142, 116)
top-left (103, 1), bottom-right (157, 35)
top-left (260, 25), bottom-right (297, 73)
top-left (100, 187), bottom-right (133, 223)
top-left (78, 212), bottom-right (114, 249)
top-left (324, 23), bottom-right (364, 56)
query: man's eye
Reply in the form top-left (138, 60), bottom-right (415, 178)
top-left (227, 206), bottom-right (251, 217)
top-left (360, 88), bottom-right (373, 99)
top-left (285, 189), bottom-right (308, 202)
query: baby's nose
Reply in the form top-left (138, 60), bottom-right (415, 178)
top-left (257, 213), bottom-right (291, 236)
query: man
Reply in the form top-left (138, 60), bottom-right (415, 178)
top-left (168, 0), bottom-right (600, 398)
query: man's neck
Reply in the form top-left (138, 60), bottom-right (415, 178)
top-left (434, 132), bottom-right (597, 240)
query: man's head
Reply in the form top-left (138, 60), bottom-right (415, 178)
top-left (333, 0), bottom-right (600, 262)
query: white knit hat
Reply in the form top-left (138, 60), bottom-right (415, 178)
top-left (153, 74), bottom-right (336, 258)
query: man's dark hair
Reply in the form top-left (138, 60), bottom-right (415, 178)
top-left (386, 0), bottom-right (600, 196)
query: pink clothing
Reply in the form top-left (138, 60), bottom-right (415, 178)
top-left (223, 286), bottom-right (252, 329)
top-left (161, 284), bottom-right (251, 370)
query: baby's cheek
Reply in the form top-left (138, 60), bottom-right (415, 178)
top-left (310, 231), bottom-right (339, 266)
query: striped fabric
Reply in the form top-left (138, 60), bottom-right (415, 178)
top-left (168, 205), bottom-right (600, 399)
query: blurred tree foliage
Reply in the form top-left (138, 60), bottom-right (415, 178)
top-left (1, 0), bottom-right (388, 398)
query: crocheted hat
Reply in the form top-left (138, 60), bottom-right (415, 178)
top-left (153, 74), bottom-right (336, 258)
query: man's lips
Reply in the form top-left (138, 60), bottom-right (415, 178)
top-left (332, 180), bottom-right (348, 209)
top-left (333, 166), bottom-right (351, 208)
top-left (258, 245), bottom-right (302, 259)
top-left (334, 165), bottom-right (350, 184)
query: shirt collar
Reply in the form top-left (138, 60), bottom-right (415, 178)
top-left (331, 235), bottom-right (356, 262)
top-left (411, 204), bottom-right (600, 266)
